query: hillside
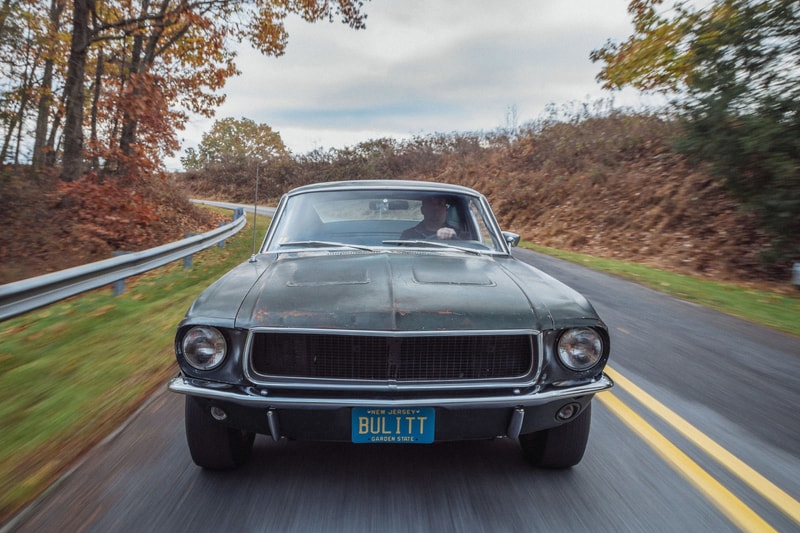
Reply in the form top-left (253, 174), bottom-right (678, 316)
top-left (0, 172), bottom-right (226, 284)
top-left (0, 113), bottom-right (786, 289)
top-left (180, 113), bottom-right (784, 287)
top-left (441, 124), bottom-right (776, 283)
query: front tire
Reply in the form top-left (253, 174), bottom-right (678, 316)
top-left (184, 396), bottom-right (255, 470)
top-left (519, 403), bottom-right (592, 469)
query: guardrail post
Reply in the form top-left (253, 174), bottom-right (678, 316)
top-left (793, 263), bottom-right (800, 290)
top-left (184, 234), bottom-right (197, 268)
top-left (217, 222), bottom-right (227, 248)
top-left (233, 207), bottom-right (244, 220)
top-left (112, 251), bottom-right (132, 295)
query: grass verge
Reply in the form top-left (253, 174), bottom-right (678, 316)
top-left (521, 242), bottom-right (800, 338)
top-left (0, 213), bottom-right (269, 524)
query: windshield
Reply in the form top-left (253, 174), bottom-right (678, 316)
top-left (264, 189), bottom-right (506, 253)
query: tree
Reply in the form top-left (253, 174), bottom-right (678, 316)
top-left (32, 0), bottom-right (66, 170)
top-left (182, 117), bottom-right (288, 170)
top-left (57, 0), bottom-right (369, 181)
top-left (592, 0), bottom-right (799, 101)
top-left (592, 0), bottom-right (800, 264)
top-left (590, 0), bottom-right (698, 93)
top-left (0, 0), bottom-right (68, 166)
top-left (59, 0), bottom-right (90, 179)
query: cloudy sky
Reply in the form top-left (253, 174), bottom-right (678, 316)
top-left (173, 0), bottom-right (658, 168)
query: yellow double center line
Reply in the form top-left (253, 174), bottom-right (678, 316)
top-left (599, 366), bottom-right (800, 533)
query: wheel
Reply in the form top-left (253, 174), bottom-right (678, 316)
top-left (519, 403), bottom-right (592, 469)
top-left (184, 396), bottom-right (255, 470)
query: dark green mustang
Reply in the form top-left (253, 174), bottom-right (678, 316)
top-left (169, 180), bottom-right (612, 469)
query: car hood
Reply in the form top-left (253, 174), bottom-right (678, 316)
top-left (186, 251), bottom-right (598, 332)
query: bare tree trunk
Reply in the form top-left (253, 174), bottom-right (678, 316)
top-left (3, 60), bottom-right (33, 165)
top-left (60, 0), bottom-right (90, 182)
top-left (33, 0), bottom-right (65, 170)
top-left (32, 58), bottom-right (55, 169)
top-left (117, 0), bottom-right (148, 172)
top-left (0, 114), bottom-right (17, 164)
top-left (13, 100), bottom-right (26, 164)
top-left (44, 104), bottom-right (63, 167)
top-left (0, 0), bottom-right (12, 41)
top-left (89, 50), bottom-right (103, 172)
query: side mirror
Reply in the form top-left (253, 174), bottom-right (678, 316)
top-left (502, 231), bottom-right (520, 248)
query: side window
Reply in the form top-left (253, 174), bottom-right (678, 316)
top-left (445, 204), bottom-right (463, 234)
top-left (468, 200), bottom-right (500, 249)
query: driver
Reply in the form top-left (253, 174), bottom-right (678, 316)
top-left (401, 196), bottom-right (458, 240)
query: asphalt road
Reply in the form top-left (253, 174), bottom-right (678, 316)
top-left (191, 199), bottom-right (277, 218)
top-left (6, 249), bottom-right (800, 532)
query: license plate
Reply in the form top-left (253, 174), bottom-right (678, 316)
top-left (351, 407), bottom-right (435, 443)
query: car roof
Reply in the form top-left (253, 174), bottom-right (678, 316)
top-left (286, 180), bottom-right (482, 197)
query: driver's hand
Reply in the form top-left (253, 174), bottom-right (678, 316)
top-left (436, 227), bottom-right (456, 240)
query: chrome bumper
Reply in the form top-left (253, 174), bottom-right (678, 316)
top-left (168, 374), bottom-right (614, 410)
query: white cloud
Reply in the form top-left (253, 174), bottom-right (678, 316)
top-left (171, 0), bottom-right (653, 169)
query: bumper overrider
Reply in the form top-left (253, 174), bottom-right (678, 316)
top-left (168, 374), bottom-right (614, 442)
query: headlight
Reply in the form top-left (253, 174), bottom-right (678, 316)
top-left (182, 326), bottom-right (227, 370)
top-left (557, 328), bottom-right (603, 371)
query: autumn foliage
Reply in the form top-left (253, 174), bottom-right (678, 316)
top-left (180, 108), bottom-right (784, 284)
top-left (56, 174), bottom-right (161, 247)
top-left (592, 0), bottom-right (800, 265)
top-left (0, 169), bottom-right (224, 283)
top-left (0, 0), bottom-right (369, 181)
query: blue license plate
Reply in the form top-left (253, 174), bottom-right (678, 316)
top-left (351, 407), bottom-right (435, 443)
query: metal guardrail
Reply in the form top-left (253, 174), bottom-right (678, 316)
top-left (0, 213), bottom-right (246, 322)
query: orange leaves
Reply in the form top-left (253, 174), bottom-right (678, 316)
top-left (47, 0), bottom-right (368, 182)
top-left (56, 174), bottom-right (160, 247)
top-left (86, 68), bottom-right (183, 178)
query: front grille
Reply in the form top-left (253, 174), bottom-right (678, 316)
top-left (249, 332), bottom-right (534, 381)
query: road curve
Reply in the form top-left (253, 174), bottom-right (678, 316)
top-left (191, 199), bottom-right (276, 218)
top-left (5, 249), bottom-right (799, 533)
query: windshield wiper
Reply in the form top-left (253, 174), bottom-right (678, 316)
top-left (382, 240), bottom-right (482, 255)
top-left (279, 241), bottom-right (375, 252)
